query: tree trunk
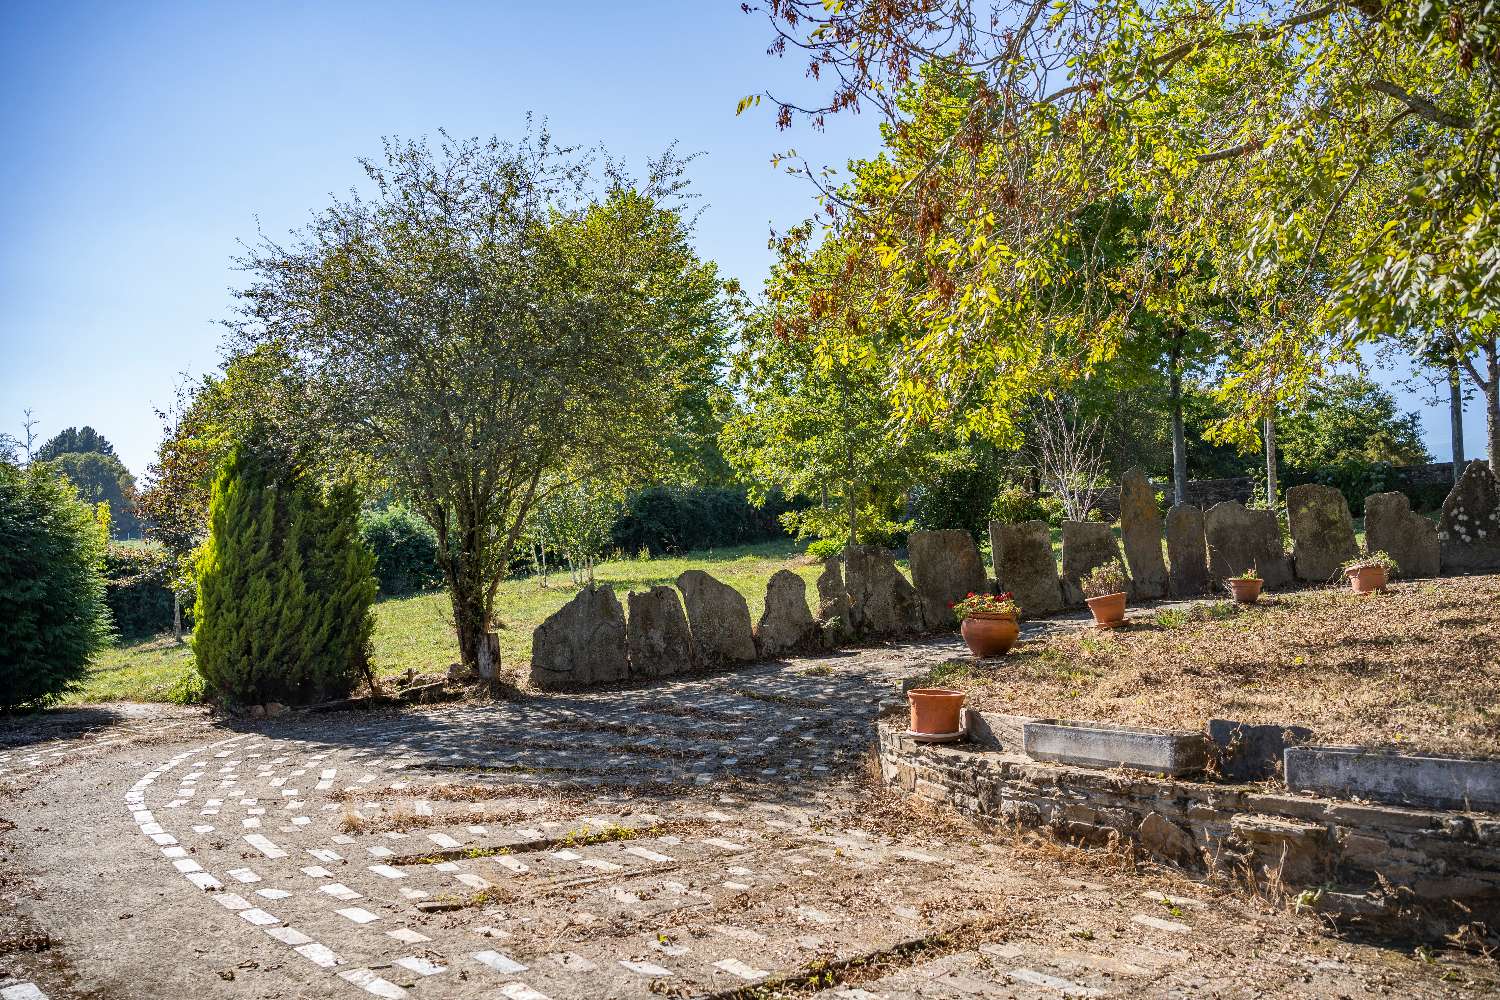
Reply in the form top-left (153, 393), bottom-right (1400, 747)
top-left (173, 592), bottom-right (183, 644)
top-left (1487, 339), bottom-right (1499, 470)
top-left (1449, 361), bottom-right (1466, 483)
top-left (1169, 360), bottom-right (1187, 506)
top-left (1264, 411), bottom-right (1279, 507)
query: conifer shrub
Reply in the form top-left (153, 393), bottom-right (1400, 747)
top-left (0, 463), bottom-right (114, 711)
top-left (192, 442), bottom-right (376, 706)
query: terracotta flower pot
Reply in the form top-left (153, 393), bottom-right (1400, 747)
top-left (1228, 578), bottom-right (1263, 604)
top-left (1085, 591), bottom-right (1127, 629)
top-left (908, 687), bottom-right (965, 735)
top-left (960, 613), bottom-right (1019, 658)
top-left (1347, 565), bottom-right (1387, 594)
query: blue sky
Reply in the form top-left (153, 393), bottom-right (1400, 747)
top-left (0, 1), bottom-right (1483, 478)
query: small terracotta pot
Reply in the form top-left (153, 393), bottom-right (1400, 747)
top-left (1085, 591), bottom-right (1127, 628)
top-left (1347, 565), bottom-right (1387, 594)
top-left (908, 687), bottom-right (965, 735)
top-left (960, 613), bottom-right (1019, 658)
top-left (1228, 577), bottom-right (1263, 604)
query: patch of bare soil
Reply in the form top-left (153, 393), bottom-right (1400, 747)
top-left (936, 574), bottom-right (1500, 755)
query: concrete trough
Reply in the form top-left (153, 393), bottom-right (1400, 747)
top-left (1284, 745), bottom-right (1500, 813)
top-left (1022, 719), bottom-right (1207, 777)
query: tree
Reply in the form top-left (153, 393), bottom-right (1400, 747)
top-left (35, 426), bottom-right (118, 463)
top-left (532, 481), bottom-right (622, 585)
top-left (0, 462), bottom-right (113, 711)
top-left (1276, 374), bottom-right (1432, 473)
top-left (45, 450), bottom-right (141, 538)
top-left (228, 132), bottom-right (726, 678)
top-left (722, 294), bottom-right (959, 547)
top-left (1029, 396), bottom-right (1111, 522)
top-left (743, 0), bottom-right (1497, 449)
top-left (193, 440), bottom-right (376, 706)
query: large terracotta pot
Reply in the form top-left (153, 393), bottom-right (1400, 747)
top-left (1085, 591), bottom-right (1127, 629)
top-left (960, 613), bottom-right (1019, 658)
top-left (1347, 565), bottom-right (1387, 594)
top-left (1228, 578), bottom-right (1263, 604)
top-left (908, 688), bottom-right (965, 735)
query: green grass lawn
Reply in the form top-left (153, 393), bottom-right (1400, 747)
top-left (69, 539), bottom-right (866, 703)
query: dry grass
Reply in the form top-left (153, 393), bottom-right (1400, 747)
top-left (930, 574), bottom-right (1500, 756)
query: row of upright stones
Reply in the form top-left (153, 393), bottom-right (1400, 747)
top-left (529, 461), bottom-right (1500, 689)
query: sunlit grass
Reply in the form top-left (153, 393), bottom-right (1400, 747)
top-left (75, 538), bottom-right (897, 701)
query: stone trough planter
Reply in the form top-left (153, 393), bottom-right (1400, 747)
top-left (1285, 745), bottom-right (1500, 813)
top-left (1022, 719), bottom-right (1207, 777)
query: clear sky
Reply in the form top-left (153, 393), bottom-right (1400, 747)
top-left (0, 1), bottom-right (1484, 478)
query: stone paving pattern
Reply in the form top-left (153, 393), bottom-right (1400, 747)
top-left (2, 639), bottom-right (1495, 998)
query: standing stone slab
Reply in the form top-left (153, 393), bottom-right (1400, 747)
top-left (1119, 469), bottom-right (1168, 600)
top-left (1165, 504), bottom-right (1210, 596)
top-left (754, 569), bottom-right (820, 658)
top-left (676, 570), bottom-right (756, 666)
top-left (1287, 483), bottom-right (1359, 582)
top-left (1059, 520), bottom-right (1126, 606)
top-left (844, 545), bottom-right (924, 637)
top-left (1204, 501), bottom-right (1292, 589)
top-left (908, 528), bottom-right (988, 630)
top-left (989, 520), bottom-right (1062, 617)
top-left (530, 584), bottom-right (629, 690)
top-left (1439, 460), bottom-right (1500, 572)
top-left (1364, 492), bottom-right (1440, 578)
top-left (815, 558), bottom-right (855, 644)
top-left (626, 586), bottom-right (697, 679)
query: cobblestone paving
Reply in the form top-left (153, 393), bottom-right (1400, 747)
top-left (1, 641), bottom-right (1495, 998)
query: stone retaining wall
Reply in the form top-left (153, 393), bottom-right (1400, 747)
top-left (877, 720), bottom-right (1500, 926)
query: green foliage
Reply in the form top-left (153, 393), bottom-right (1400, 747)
top-left (989, 485), bottom-right (1047, 525)
top-left (1278, 375), bottom-right (1432, 473)
top-left (1080, 562), bottom-right (1129, 600)
top-left (609, 486), bottom-right (791, 556)
top-left (804, 538), bottom-right (844, 561)
top-left (359, 505), bottom-right (443, 595)
top-left (193, 442), bottom-right (376, 706)
top-left (45, 450), bottom-right (140, 538)
top-left (35, 425), bottom-right (116, 462)
top-left (103, 543), bottom-right (179, 638)
top-left (0, 463), bottom-right (113, 711)
top-left (909, 450), bottom-right (1005, 538)
top-left (532, 482), bottom-right (622, 579)
top-left (722, 281), bottom-right (959, 546)
top-left (166, 667), bottom-right (205, 705)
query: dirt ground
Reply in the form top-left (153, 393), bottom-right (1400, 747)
top-left (1, 641), bottom-right (1497, 999)
top-left (929, 573), bottom-right (1500, 756)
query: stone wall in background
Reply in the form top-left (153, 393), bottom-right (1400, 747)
top-left (1091, 461), bottom-right (1466, 518)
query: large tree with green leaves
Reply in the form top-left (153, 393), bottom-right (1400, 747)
top-left (227, 132), bottom-right (727, 677)
top-left (45, 450), bottom-right (141, 538)
top-left (743, 0), bottom-right (1496, 451)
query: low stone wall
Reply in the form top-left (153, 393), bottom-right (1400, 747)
top-left (876, 719), bottom-right (1500, 927)
top-left (533, 464), bottom-right (1500, 687)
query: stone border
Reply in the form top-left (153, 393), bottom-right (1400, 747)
top-left (1021, 719), bottom-right (1206, 777)
top-left (1286, 745), bottom-right (1500, 813)
top-left (876, 719), bottom-right (1500, 922)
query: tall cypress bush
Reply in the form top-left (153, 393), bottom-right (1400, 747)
top-left (193, 443), bottom-right (376, 705)
top-left (0, 463), bottom-right (113, 711)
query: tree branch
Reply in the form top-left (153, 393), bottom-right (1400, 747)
top-left (1368, 80), bottom-right (1473, 129)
